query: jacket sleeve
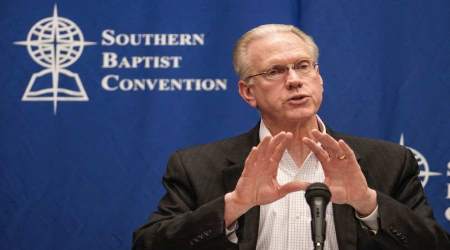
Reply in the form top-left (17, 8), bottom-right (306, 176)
top-left (132, 151), bottom-right (238, 250)
top-left (358, 148), bottom-right (450, 250)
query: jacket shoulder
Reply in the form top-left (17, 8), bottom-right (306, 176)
top-left (331, 131), bottom-right (410, 157)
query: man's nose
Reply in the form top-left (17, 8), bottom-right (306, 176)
top-left (286, 68), bottom-right (303, 89)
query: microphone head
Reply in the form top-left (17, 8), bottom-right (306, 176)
top-left (305, 182), bottom-right (331, 205)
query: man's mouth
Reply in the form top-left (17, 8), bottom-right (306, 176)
top-left (286, 94), bottom-right (309, 103)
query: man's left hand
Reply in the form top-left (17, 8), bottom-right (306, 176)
top-left (302, 129), bottom-right (377, 216)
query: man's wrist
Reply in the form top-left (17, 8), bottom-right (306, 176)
top-left (352, 188), bottom-right (378, 217)
top-left (224, 191), bottom-right (252, 227)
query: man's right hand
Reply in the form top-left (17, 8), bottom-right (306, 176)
top-left (224, 131), bottom-right (308, 227)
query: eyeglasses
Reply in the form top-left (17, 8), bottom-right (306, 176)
top-left (244, 60), bottom-right (319, 82)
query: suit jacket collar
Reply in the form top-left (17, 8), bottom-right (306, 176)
top-left (222, 124), bottom-right (365, 250)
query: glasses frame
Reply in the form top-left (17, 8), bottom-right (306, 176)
top-left (244, 60), bottom-right (319, 82)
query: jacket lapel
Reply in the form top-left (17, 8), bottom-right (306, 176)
top-left (332, 203), bottom-right (358, 250)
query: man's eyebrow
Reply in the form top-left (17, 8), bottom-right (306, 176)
top-left (265, 58), bottom-right (312, 68)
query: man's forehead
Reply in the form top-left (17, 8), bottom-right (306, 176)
top-left (246, 32), bottom-right (314, 65)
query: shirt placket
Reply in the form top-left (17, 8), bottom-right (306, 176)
top-left (281, 154), bottom-right (301, 250)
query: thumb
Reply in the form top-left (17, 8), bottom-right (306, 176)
top-left (279, 181), bottom-right (310, 197)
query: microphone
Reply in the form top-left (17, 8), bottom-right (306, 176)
top-left (305, 182), bottom-right (331, 250)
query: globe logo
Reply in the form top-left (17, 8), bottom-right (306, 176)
top-left (399, 134), bottom-right (441, 187)
top-left (14, 5), bottom-right (95, 114)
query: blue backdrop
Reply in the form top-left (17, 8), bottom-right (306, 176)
top-left (1, 0), bottom-right (449, 249)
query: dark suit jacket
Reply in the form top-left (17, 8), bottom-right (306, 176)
top-left (133, 125), bottom-right (449, 250)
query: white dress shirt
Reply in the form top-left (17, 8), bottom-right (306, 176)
top-left (255, 117), bottom-right (339, 250)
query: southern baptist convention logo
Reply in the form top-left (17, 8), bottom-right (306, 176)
top-left (14, 5), bottom-right (95, 114)
top-left (399, 133), bottom-right (442, 187)
top-left (15, 5), bottom-right (227, 114)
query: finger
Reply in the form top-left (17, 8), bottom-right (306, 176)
top-left (338, 139), bottom-right (357, 162)
top-left (247, 134), bottom-right (281, 175)
top-left (311, 130), bottom-right (342, 158)
top-left (242, 146), bottom-right (258, 176)
top-left (268, 132), bottom-right (292, 171)
top-left (278, 180), bottom-right (310, 197)
top-left (302, 137), bottom-right (330, 163)
top-left (272, 131), bottom-right (290, 146)
top-left (267, 132), bottom-right (287, 155)
top-left (255, 136), bottom-right (272, 162)
top-left (256, 136), bottom-right (272, 162)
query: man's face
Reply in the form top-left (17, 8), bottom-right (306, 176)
top-left (239, 32), bottom-right (323, 127)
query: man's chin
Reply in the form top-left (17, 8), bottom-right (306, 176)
top-left (284, 110), bottom-right (316, 122)
top-left (275, 114), bottom-right (316, 128)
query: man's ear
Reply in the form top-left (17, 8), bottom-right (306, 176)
top-left (238, 80), bottom-right (257, 108)
top-left (317, 66), bottom-right (323, 85)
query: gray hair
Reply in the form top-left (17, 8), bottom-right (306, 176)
top-left (232, 24), bottom-right (319, 80)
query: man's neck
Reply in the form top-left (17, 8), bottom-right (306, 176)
top-left (261, 116), bottom-right (321, 167)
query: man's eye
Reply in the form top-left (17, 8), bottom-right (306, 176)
top-left (267, 67), bottom-right (284, 76)
top-left (295, 62), bottom-right (310, 70)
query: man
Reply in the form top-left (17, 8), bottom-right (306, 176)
top-left (133, 24), bottom-right (449, 250)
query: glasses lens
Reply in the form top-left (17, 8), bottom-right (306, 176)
top-left (265, 65), bottom-right (288, 80)
top-left (294, 60), bottom-right (313, 74)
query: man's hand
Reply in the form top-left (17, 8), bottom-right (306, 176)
top-left (224, 132), bottom-right (308, 227)
top-left (302, 129), bottom-right (377, 216)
